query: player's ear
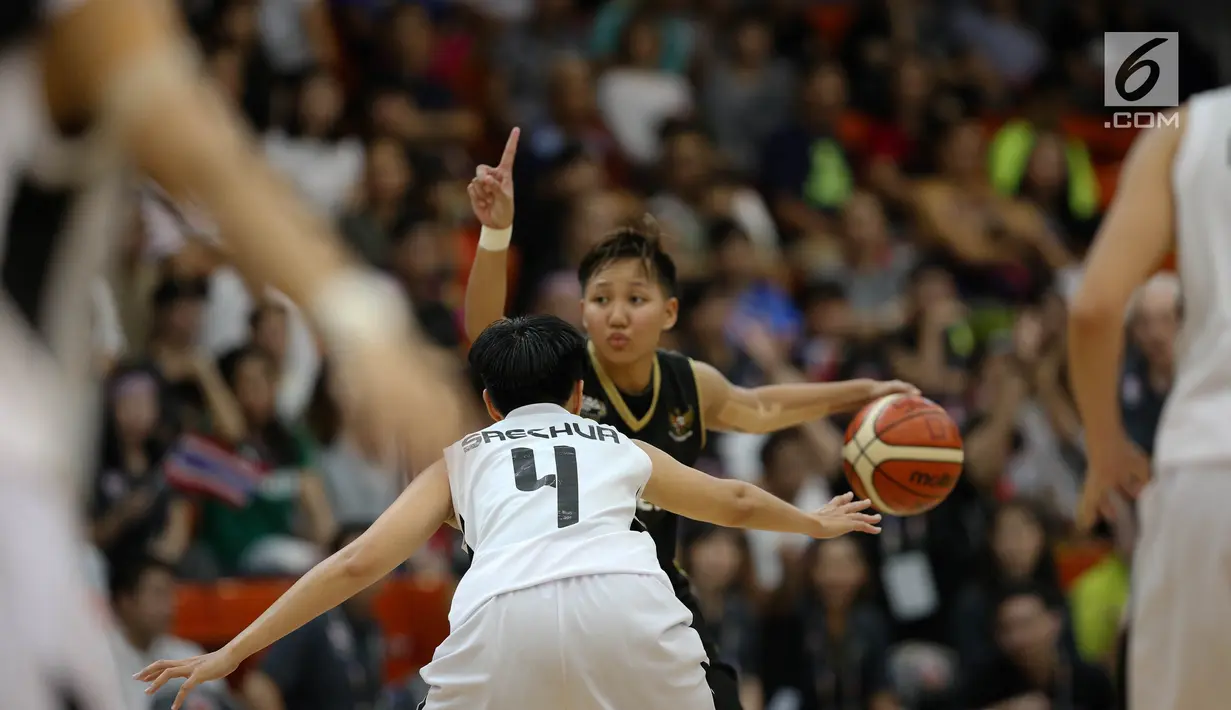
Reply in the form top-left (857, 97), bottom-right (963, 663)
top-left (565, 381), bottom-right (584, 415)
top-left (482, 390), bottom-right (504, 422)
top-left (662, 295), bottom-right (679, 331)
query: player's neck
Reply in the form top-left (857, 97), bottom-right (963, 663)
top-left (601, 354), bottom-right (656, 395)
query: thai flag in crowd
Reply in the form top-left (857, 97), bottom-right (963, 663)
top-left (164, 434), bottom-right (264, 507)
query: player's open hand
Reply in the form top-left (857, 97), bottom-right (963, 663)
top-left (134, 649), bottom-right (240, 710)
top-left (1077, 434), bottom-right (1151, 532)
top-left (812, 491), bottom-right (882, 538)
top-left (867, 380), bottom-right (921, 401)
top-left (468, 127), bottom-right (519, 230)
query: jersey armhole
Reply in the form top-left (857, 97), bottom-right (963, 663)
top-left (688, 358), bottom-right (707, 450)
top-left (630, 440), bottom-right (653, 501)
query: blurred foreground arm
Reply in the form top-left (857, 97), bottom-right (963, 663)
top-left (41, 0), bottom-right (466, 465)
top-left (1067, 113), bottom-right (1182, 530)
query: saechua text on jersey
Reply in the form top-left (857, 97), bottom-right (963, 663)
top-left (461, 422), bottom-right (622, 452)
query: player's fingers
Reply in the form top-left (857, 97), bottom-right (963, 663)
top-left (475, 164), bottom-right (493, 179)
top-left (829, 491), bottom-right (855, 505)
top-left (839, 498), bottom-right (873, 513)
top-left (858, 522), bottom-right (882, 534)
top-left (135, 659), bottom-right (180, 681)
top-left (174, 675), bottom-right (202, 710)
top-left (498, 126), bottom-right (521, 170)
top-left (855, 513), bottom-right (881, 524)
top-left (146, 667), bottom-right (185, 695)
top-left (1075, 484), bottom-right (1103, 533)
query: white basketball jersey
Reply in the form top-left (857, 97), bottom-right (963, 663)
top-left (0, 7), bottom-right (128, 493)
top-left (1155, 87), bottom-right (1231, 469)
top-left (442, 403), bottom-right (664, 628)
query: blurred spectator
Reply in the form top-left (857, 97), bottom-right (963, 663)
top-left (110, 555), bottom-right (234, 709)
top-left (809, 191), bottom-right (913, 340)
top-left (212, 0), bottom-right (278, 129)
top-left (590, 0), bottom-right (697, 74)
top-left (1121, 274), bottom-right (1180, 455)
top-left (146, 277), bottom-right (248, 439)
top-left (259, 0), bottom-right (337, 77)
top-left (303, 370), bottom-right (400, 525)
top-left (196, 347), bottom-right (335, 576)
top-left (683, 526), bottom-right (764, 710)
top-left (596, 11), bottom-right (694, 166)
top-left (762, 63), bottom-right (854, 238)
top-left (950, 0), bottom-right (1045, 88)
top-left (390, 220), bottom-right (465, 350)
top-left (367, 4), bottom-right (481, 147)
top-left (965, 584), bottom-right (1114, 710)
top-left (242, 524), bottom-right (386, 710)
top-left (987, 69), bottom-right (1100, 254)
top-left (745, 430), bottom-right (830, 591)
top-left (764, 537), bottom-right (900, 710)
top-left (701, 10), bottom-right (795, 174)
top-left (264, 69), bottom-right (365, 217)
top-left (950, 499), bottom-right (1076, 671)
top-left (340, 137), bottom-right (419, 267)
top-left (92, 366), bottom-right (193, 567)
top-left (495, 0), bottom-right (588, 125)
top-left (885, 262), bottom-right (974, 414)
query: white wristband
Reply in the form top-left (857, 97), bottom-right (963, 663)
top-left (478, 225), bottom-right (513, 251)
top-left (310, 269), bottom-right (412, 353)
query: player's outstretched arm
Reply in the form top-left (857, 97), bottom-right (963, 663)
top-left (690, 359), bottom-right (919, 435)
top-left (134, 459), bottom-right (455, 710)
top-left (1068, 112), bottom-right (1182, 530)
top-left (463, 127), bottom-right (520, 342)
top-left (635, 441), bottom-right (880, 538)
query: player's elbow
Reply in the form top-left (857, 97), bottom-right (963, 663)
top-left (720, 480), bottom-right (758, 528)
top-left (1068, 291), bottom-right (1123, 331)
top-left (336, 542), bottom-right (381, 582)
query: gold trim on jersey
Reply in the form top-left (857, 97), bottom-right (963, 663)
top-left (688, 358), bottom-right (707, 450)
top-left (588, 340), bottom-right (661, 432)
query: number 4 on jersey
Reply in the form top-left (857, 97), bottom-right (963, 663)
top-left (511, 446), bottom-right (580, 528)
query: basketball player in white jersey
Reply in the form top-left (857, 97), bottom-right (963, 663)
top-left (1067, 94), bottom-right (1231, 709)
top-left (1, 2), bottom-right (466, 709)
top-left (135, 314), bottom-right (883, 710)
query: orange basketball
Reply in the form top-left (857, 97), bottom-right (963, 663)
top-left (842, 394), bottom-right (964, 516)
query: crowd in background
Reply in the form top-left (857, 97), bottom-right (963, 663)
top-left (86, 0), bottom-right (1214, 708)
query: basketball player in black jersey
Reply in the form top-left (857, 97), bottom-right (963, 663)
top-left (463, 129), bottom-right (917, 710)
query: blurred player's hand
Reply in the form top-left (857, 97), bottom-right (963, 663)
top-left (813, 492), bottom-right (882, 538)
top-left (1078, 435), bottom-right (1151, 532)
top-left (335, 336), bottom-right (471, 473)
top-left (135, 649), bottom-right (240, 710)
top-left (468, 127), bottom-right (519, 230)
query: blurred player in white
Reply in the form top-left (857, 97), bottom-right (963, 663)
top-left (1068, 93), bottom-right (1230, 709)
top-left (0, 2), bottom-right (467, 709)
top-left (136, 315), bottom-right (882, 710)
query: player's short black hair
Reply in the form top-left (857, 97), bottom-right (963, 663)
top-left (109, 553), bottom-right (175, 603)
top-left (577, 216), bottom-right (679, 297)
top-left (469, 314), bottom-right (588, 414)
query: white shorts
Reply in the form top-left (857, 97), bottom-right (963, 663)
top-left (0, 479), bottom-right (126, 710)
top-left (420, 573), bottom-right (714, 710)
top-left (1130, 467), bottom-right (1231, 710)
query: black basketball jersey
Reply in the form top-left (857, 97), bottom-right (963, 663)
top-left (579, 342), bottom-right (705, 592)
